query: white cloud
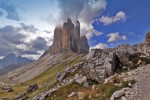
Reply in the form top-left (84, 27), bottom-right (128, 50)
top-left (99, 11), bottom-right (126, 25)
top-left (85, 25), bottom-right (103, 39)
top-left (90, 43), bottom-right (108, 50)
top-left (107, 32), bottom-right (126, 42)
top-left (0, 56), bottom-right (4, 59)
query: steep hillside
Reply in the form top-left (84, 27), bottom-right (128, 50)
top-left (0, 52), bottom-right (85, 99)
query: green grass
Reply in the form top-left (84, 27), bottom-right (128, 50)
top-left (0, 53), bottom-right (83, 99)
top-left (46, 82), bottom-right (84, 100)
top-left (45, 79), bottom-right (135, 100)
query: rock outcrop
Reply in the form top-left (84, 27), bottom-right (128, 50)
top-left (115, 44), bottom-right (137, 66)
top-left (80, 42), bottom-right (150, 83)
top-left (145, 31), bottom-right (150, 44)
top-left (45, 18), bottom-right (89, 55)
top-left (81, 49), bottom-right (117, 83)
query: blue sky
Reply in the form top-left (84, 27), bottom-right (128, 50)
top-left (0, 0), bottom-right (150, 59)
top-left (90, 0), bottom-right (150, 49)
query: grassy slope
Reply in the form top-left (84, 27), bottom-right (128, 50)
top-left (46, 78), bottom-right (135, 100)
top-left (0, 53), bottom-right (84, 99)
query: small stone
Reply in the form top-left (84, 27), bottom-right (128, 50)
top-left (110, 90), bottom-right (125, 100)
top-left (128, 83), bottom-right (132, 87)
top-left (74, 74), bottom-right (87, 85)
top-left (68, 92), bottom-right (76, 98)
top-left (88, 95), bottom-right (92, 99)
top-left (121, 96), bottom-right (127, 100)
top-left (15, 92), bottom-right (27, 100)
top-left (127, 71), bottom-right (133, 76)
top-left (144, 75), bottom-right (149, 77)
top-left (77, 92), bottom-right (85, 100)
top-left (122, 87), bottom-right (129, 92)
top-left (95, 93), bottom-right (100, 97)
top-left (92, 85), bottom-right (96, 90)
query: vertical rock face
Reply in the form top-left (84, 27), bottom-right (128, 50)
top-left (50, 27), bottom-right (63, 55)
top-left (80, 35), bottom-right (89, 54)
top-left (48, 18), bottom-right (89, 55)
top-left (62, 18), bottom-right (74, 52)
top-left (72, 21), bottom-right (80, 53)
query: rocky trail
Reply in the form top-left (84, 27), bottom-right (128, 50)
top-left (122, 64), bottom-right (150, 100)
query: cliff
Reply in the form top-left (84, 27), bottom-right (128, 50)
top-left (43, 18), bottom-right (89, 56)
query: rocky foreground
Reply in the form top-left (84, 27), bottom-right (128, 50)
top-left (124, 64), bottom-right (150, 100)
top-left (110, 64), bottom-right (150, 100)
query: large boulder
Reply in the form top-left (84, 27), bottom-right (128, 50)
top-left (81, 49), bottom-right (118, 83)
top-left (27, 83), bottom-right (38, 92)
top-left (116, 44), bottom-right (137, 66)
top-left (81, 45), bottom-right (140, 83)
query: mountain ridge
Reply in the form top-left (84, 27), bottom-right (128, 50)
top-left (0, 53), bottom-right (33, 75)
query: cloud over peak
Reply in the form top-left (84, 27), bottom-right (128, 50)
top-left (43, 0), bottom-right (107, 38)
top-left (99, 11), bottom-right (126, 25)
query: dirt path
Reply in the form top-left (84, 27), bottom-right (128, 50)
top-left (125, 64), bottom-right (150, 100)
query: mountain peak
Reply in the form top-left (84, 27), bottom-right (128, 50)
top-left (43, 19), bottom-right (89, 56)
top-left (4, 53), bottom-right (17, 60)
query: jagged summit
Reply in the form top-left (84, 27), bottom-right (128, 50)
top-left (43, 18), bottom-right (89, 56)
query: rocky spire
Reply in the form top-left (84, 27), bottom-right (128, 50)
top-left (50, 27), bottom-right (63, 55)
top-left (45, 18), bottom-right (89, 55)
top-left (72, 20), bottom-right (80, 53)
top-left (61, 18), bottom-right (74, 52)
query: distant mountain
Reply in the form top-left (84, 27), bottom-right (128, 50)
top-left (0, 53), bottom-right (33, 75)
